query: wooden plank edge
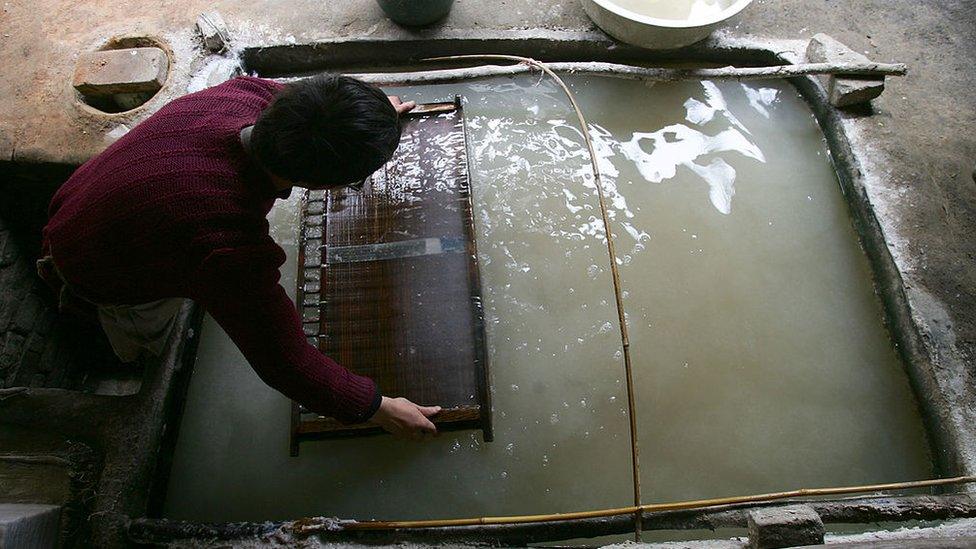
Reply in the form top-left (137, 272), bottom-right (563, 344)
top-left (289, 401), bottom-right (302, 457)
top-left (455, 95), bottom-right (494, 444)
top-left (296, 405), bottom-right (482, 436)
top-left (404, 101), bottom-right (457, 116)
top-left (290, 188), bottom-right (311, 457)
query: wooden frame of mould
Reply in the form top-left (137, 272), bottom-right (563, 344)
top-left (290, 97), bottom-right (492, 456)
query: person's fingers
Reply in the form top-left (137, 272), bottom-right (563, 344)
top-left (395, 101), bottom-right (416, 115)
top-left (418, 415), bottom-right (437, 433)
top-left (418, 405), bottom-right (442, 417)
top-left (414, 421), bottom-right (434, 440)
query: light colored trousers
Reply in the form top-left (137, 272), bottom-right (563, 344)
top-left (96, 298), bottom-right (185, 362)
top-left (37, 255), bottom-right (184, 363)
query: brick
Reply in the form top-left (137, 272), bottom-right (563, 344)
top-left (73, 47), bottom-right (169, 97)
top-left (2, 268), bottom-right (30, 296)
top-left (0, 286), bottom-right (32, 334)
top-left (19, 349), bottom-right (40, 375)
top-left (37, 337), bottom-right (64, 383)
top-left (0, 232), bottom-right (18, 266)
top-left (11, 293), bottom-right (41, 334)
top-left (25, 331), bottom-right (46, 354)
top-left (0, 294), bottom-right (17, 333)
top-left (828, 77), bottom-right (885, 108)
top-left (748, 505), bottom-right (824, 549)
top-left (30, 310), bottom-right (55, 337)
top-left (806, 33), bottom-right (885, 108)
top-left (0, 259), bottom-right (32, 295)
top-left (0, 332), bottom-right (25, 374)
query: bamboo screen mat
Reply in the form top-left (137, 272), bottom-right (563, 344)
top-left (290, 98), bottom-right (492, 455)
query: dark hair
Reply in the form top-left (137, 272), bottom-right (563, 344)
top-left (250, 74), bottom-right (401, 187)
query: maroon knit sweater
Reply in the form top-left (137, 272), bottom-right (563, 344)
top-left (43, 76), bottom-right (380, 424)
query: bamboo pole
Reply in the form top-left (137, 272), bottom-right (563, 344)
top-left (330, 60), bottom-right (908, 87)
top-left (329, 475), bottom-right (976, 532)
top-left (420, 53), bottom-right (645, 541)
top-left (130, 493), bottom-right (976, 544)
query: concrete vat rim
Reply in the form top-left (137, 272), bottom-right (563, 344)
top-left (586, 0), bottom-right (755, 30)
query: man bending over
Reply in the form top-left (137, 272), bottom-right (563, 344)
top-left (41, 75), bottom-right (439, 440)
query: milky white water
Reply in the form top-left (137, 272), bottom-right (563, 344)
top-left (608, 0), bottom-right (735, 22)
top-left (163, 76), bottom-right (931, 532)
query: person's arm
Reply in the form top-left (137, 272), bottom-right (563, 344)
top-left (191, 239), bottom-right (439, 436)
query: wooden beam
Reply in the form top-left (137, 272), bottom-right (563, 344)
top-left (296, 405), bottom-right (482, 436)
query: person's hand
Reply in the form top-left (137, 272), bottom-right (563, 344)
top-left (369, 396), bottom-right (441, 440)
top-left (388, 95), bottom-right (416, 116)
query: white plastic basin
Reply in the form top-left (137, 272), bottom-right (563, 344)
top-left (581, 0), bottom-right (754, 50)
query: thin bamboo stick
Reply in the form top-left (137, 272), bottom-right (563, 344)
top-left (334, 60), bottom-right (908, 87)
top-left (421, 53), bottom-right (646, 541)
top-left (129, 494), bottom-right (976, 544)
top-left (332, 475), bottom-right (976, 531)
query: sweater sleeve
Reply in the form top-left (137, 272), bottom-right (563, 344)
top-left (190, 239), bottom-right (382, 424)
